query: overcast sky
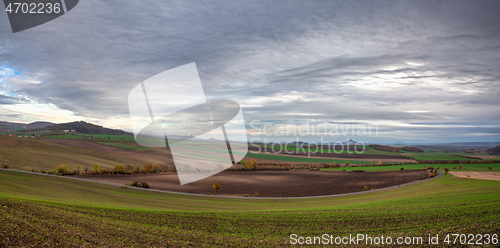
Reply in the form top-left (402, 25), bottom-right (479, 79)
top-left (1, 0), bottom-right (499, 143)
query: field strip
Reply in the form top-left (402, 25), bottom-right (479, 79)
top-left (0, 168), bottom-right (443, 199)
top-left (448, 171), bottom-right (500, 181)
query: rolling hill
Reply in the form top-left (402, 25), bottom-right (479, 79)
top-left (23, 121), bottom-right (127, 135)
top-left (0, 134), bottom-right (150, 171)
top-left (0, 121), bottom-right (54, 132)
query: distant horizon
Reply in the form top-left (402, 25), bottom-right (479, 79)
top-left (2, 119), bottom-right (500, 145)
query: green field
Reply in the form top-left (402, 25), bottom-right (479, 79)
top-left (0, 170), bottom-right (499, 247)
top-left (44, 133), bottom-right (136, 141)
top-left (255, 143), bottom-right (404, 156)
top-left (403, 153), bottom-right (483, 161)
top-left (5, 130), bottom-right (52, 136)
top-left (245, 152), bottom-right (388, 164)
top-left (322, 163), bottom-right (500, 172)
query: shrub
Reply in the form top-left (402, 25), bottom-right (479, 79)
top-left (250, 159), bottom-right (258, 170)
top-left (444, 168), bottom-right (449, 175)
top-left (363, 186), bottom-right (368, 191)
top-left (213, 183), bottom-right (221, 195)
top-left (150, 163), bottom-right (161, 173)
top-left (55, 164), bottom-right (68, 175)
top-left (488, 167), bottom-right (492, 170)
top-left (0, 163), bottom-right (10, 169)
top-left (130, 181), bottom-right (149, 188)
top-left (243, 194), bottom-right (249, 197)
top-left (115, 164), bottom-right (125, 173)
top-left (254, 192), bottom-right (259, 197)
top-left (400, 167), bottom-right (404, 170)
top-left (459, 164), bottom-right (463, 170)
top-left (345, 162), bottom-right (350, 167)
top-left (93, 164), bottom-right (100, 173)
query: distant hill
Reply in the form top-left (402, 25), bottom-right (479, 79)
top-left (24, 121), bottom-right (126, 135)
top-left (0, 134), bottom-right (149, 171)
top-left (486, 146), bottom-right (500, 155)
top-left (0, 121), bottom-right (54, 132)
top-left (401, 146), bottom-right (424, 153)
top-left (370, 144), bottom-right (400, 152)
top-left (0, 121), bottom-right (54, 129)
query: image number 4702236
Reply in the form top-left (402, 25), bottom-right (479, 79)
top-left (3, 0), bottom-right (79, 33)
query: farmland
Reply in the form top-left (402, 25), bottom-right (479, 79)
top-left (0, 170), bottom-right (499, 247)
top-left (253, 143), bottom-right (404, 156)
top-left (74, 170), bottom-right (431, 197)
top-left (44, 133), bottom-right (136, 141)
top-left (322, 163), bottom-right (500, 172)
top-left (0, 135), bottom-right (152, 171)
top-left (244, 152), bottom-right (393, 164)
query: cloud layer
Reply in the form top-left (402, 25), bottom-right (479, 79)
top-left (0, 0), bottom-right (499, 142)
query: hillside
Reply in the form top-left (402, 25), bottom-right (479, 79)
top-left (24, 121), bottom-right (126, 135)
top-left (401, 146), bottom-right (424, 152)
top-left (0, 121), bottom-right (54, 132)
top-left (486, 145), bottom-right (500, 155)
top-left (370, 144), bottom-right (400, 152)
top-left (0, 134), bottom-right (148, 171)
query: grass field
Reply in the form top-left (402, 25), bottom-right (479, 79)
top-left (255, 144), bottom-right (405, 156)
top-left (0, 170), bottom-right (499, 247)
top-left (44, 133), bottom-right (136, 141)
top-left (403, 153), bottom-right (483, 161)
top-left (322, 163), bottom-right (500, 172)
top-left (245, 152), bottom-right (392, 164)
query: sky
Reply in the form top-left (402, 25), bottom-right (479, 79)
top-left (1, 0), bottom-right (499, 143)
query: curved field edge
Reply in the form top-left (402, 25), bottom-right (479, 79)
top-left (0, 171), bottom-right (499, 247)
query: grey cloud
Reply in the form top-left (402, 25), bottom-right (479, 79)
top-left (0, 114), bottom-right (22, 118)
top-left (0, 0), bottom-right (499, 142)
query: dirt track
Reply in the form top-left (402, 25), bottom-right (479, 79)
top-left (449, 171), bottom-right (500, 181)
top-left (75, 170), bottom-right (430, 197)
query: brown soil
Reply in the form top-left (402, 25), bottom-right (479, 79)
top-left (74, 170), bottom-right (430, 197)
top-left (448, 171), bottom-right (500, 181)
top-left (473, 155), bottom-right (498, 160)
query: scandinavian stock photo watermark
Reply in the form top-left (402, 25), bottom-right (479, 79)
top-left (248, 120), bottom-right (379, 158)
